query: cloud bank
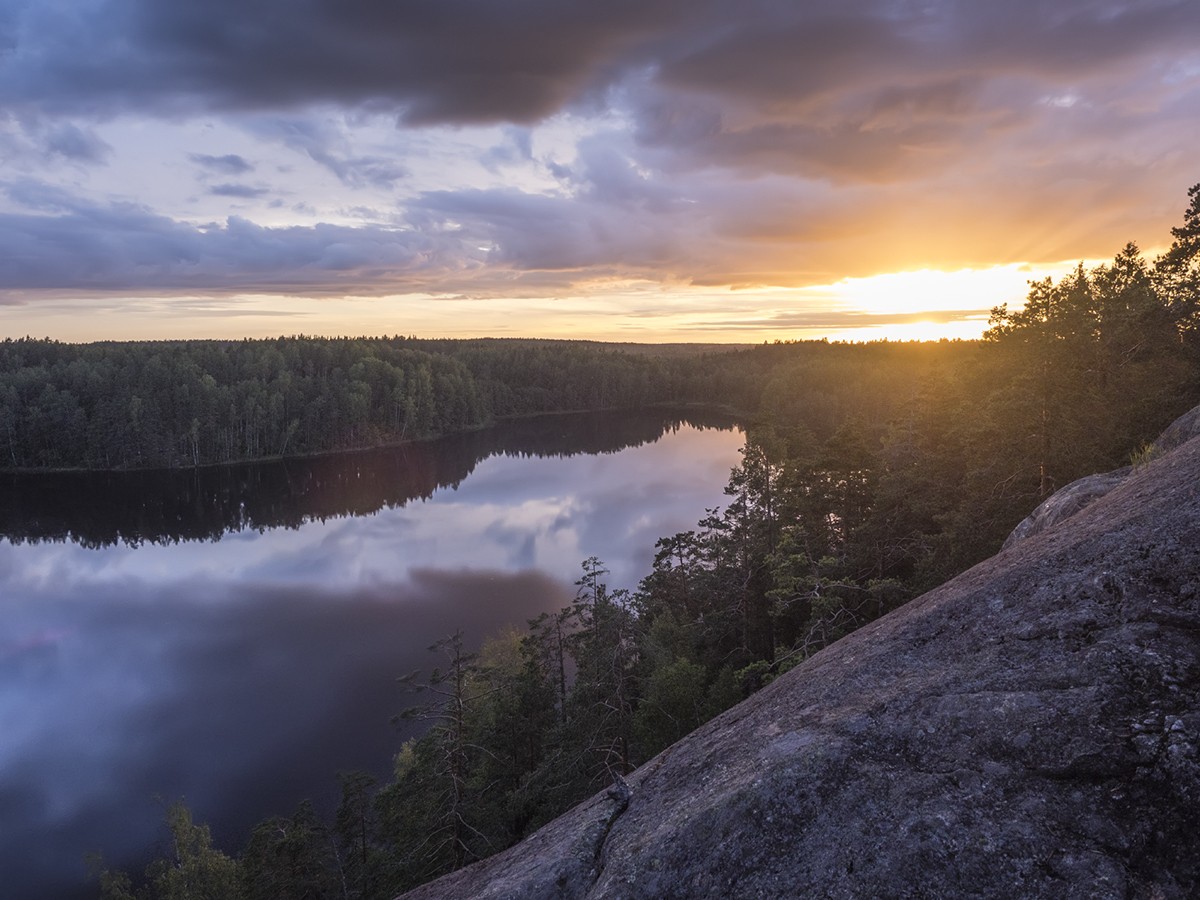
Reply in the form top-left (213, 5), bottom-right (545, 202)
top-left (0, 0), bottom-right (1197, 329)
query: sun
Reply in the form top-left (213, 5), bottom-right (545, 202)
top-left (809, 262), bottom-right (1098, 342)
top-left (829, 266), bottom-right (1037, 317)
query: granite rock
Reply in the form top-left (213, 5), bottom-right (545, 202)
top-left (1005, 402), bottom-right (1200, 551)
top-left (401, 410), bottom-right (1200, 900)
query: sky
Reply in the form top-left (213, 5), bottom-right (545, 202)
top-left (1, 0), bottom-right (1198, 343)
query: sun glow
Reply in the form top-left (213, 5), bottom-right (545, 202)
top-left (4, 263), bottom-right (1106, 346)
top-left (824, 317), bottom-right (994, 343)
top-left (829, 265), bottom-right (1040, 316)
top-left (808, 262), bottom-right (1099, 342)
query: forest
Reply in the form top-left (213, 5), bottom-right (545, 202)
top-left (0, 336), bottom-right (749, 470)
top-left (90, 183), bottom-right (1200, 898)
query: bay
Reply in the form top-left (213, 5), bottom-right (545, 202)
top-left (0, 409), bottom-right (743, 897)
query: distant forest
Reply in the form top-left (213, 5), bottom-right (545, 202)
top-left (85, 183), bottom-right (1200, 899)
top-left (0, 409), bottom-right (738, 549)
top-left (0, 336), bottom-right (749, 470)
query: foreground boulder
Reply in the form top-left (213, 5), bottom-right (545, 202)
top-left (1000, 467), bottom-right (1131, 550)
top-left (1004, 402), bottom-right (1200, 551)
top-left (403, 425), bottom-right (1200, 899)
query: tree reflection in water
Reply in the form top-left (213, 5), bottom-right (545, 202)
top-left (0, 409), bottom-right (742, 899)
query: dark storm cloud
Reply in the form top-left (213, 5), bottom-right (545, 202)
top-left (245, 116), bottom-right (409, 187)
top-left (0, 181), bottom-right (467, 294)
top-left (316, 154), bottom-right (408, 190)
top-left (651, 1), bottom-right (1200, 105)
top-left (631, 0), bottom-right (1200, 180)
top-left (207, 183), bottom-right (270, 199)
top-left (0, 0), bottom-right (706, 123)
top-left (190, 152), bottom-right (254, 175)
top-left (0, 134), bottom-right (1187, 304)
top-left (0, 115), bottom-right (111, 171)
top-left (400, 131), bottom-right (704, 277)
top-left (3, 1), bottom-right (1195, 132)
top-left (1, 0), bottom-right (1197, 301)
top-left (41, 122), bottom-right (111, 164)
top-left (410, 186), bottom-right (689, 274)
top-left (480, 127), bottom-right (534, 174)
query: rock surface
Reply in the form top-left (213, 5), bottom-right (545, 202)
top-left (401, 415), bottom-right (1200, 900)
top-left (1155, 402), bottom-right (1200, 453)
top-left (1005, 403), bottom-right (1200, 551)
top-left (1001, 467), bottom-right (1131, 550)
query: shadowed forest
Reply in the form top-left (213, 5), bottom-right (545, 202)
top-left (38, 185), bottom-right (1200, 897)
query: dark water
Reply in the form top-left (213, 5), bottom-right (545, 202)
top-left (0, 409), bottom-right (743, 898)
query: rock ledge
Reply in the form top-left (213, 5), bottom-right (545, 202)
top-left (402, 413), bottom-right (1200, 899)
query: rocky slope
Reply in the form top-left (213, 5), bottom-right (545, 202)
top-left (402, 412), bottom-right (1200, 899)
top-left (1003, 403), bottom-right (1200, 551)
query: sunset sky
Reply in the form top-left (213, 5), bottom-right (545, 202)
top-left (1, 0), bottom-right (1198, 342)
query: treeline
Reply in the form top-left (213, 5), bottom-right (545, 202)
top-left (96, 185), bottom-right (1200, 898)
top-left (0, 337), bottom-right (742, 470)
top-left (0, 409), bottom-right (737, 548)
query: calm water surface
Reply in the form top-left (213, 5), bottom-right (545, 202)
top-left (0, 409), bottom-right (743, 897)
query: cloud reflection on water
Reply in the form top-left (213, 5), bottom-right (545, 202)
top-left (0, 420), bottom-right (742, 897)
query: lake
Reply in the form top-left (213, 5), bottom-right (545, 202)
top-left (0, 409), bottom-right (744, 898)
